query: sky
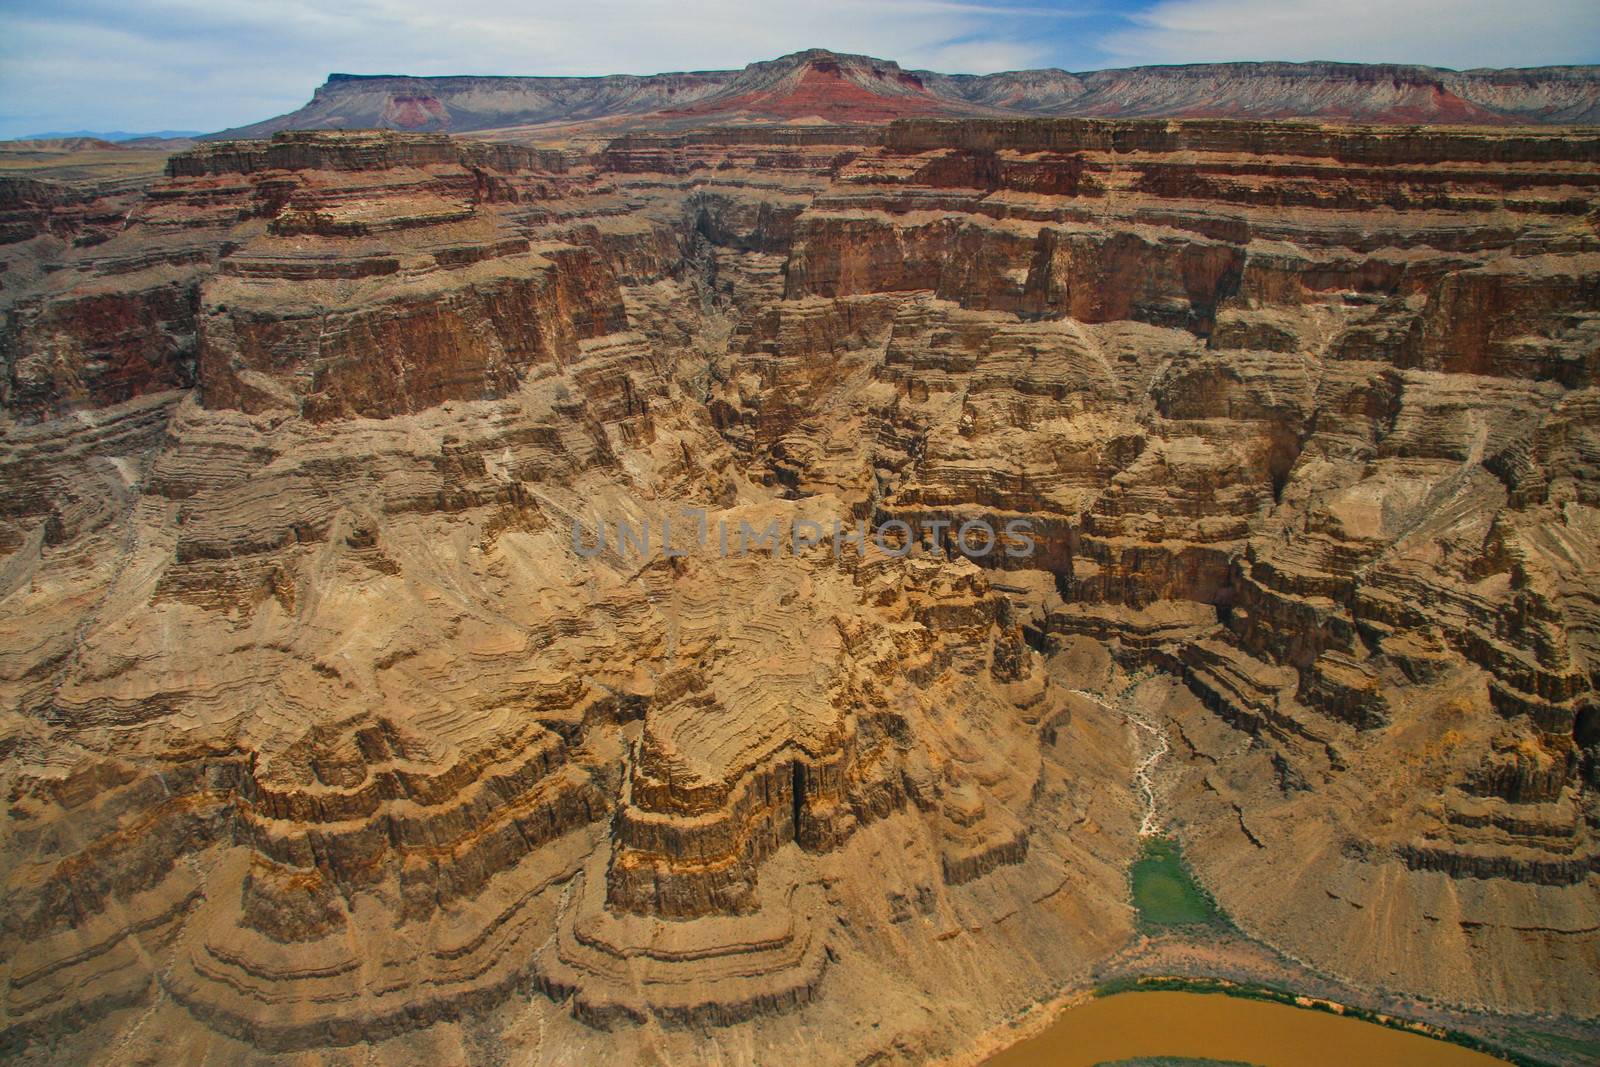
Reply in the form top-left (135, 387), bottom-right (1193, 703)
top-left (1, 0), bottom-right (1597, 138)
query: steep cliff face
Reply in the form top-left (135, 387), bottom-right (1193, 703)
top-left (211, 50), bottom-right (1600, 141)
top-left (692, 119), bottom-right (1600, 1025)
top-left (0, 120), bottom-right (1597, 1063)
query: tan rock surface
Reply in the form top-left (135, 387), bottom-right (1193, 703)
top-left (1, 119), bottom-right (1597, 1061)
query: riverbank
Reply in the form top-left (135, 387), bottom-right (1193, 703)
top-left (960, 671), bottom-right (1600, 1067)
top-left (979, 988), bottom-right (1508, 1067)
top-left (950, 923), bottom-right (1600, 1067)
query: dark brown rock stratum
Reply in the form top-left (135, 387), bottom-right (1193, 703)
top-left (0, 119), bottom-right (1597, 1063)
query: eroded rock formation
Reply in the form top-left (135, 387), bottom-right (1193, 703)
top-left (1, 119), bottom-right (1597, 1061)
top-left (213, 50), bottom-right (1600, 140)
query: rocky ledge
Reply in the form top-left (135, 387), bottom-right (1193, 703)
top-left (0, 122), bottom-right (1596, 1062)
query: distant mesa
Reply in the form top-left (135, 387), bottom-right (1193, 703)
top-left (3, 130), bottom-right (203, 154)
top-left (205, 48), bottom-right (1600, 141)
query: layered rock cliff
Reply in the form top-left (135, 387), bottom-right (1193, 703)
top-left (211, 50), bottom-right (1600, 141)
top-left (1, 119), bottom-right (1597, 1062)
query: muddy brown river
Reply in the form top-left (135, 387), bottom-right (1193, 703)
top-left (984, 990), bottom-right (1507, 1066)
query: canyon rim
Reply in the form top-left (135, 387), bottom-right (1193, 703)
top-left (2, 32), bottom-right (1600, 1067)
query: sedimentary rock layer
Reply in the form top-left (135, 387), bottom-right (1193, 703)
top-left (212, 50), bottom-right (1600, 141)
top-left (0, 118), bottom-right (1596, 1062)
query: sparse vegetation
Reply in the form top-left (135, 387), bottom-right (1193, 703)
top-left (1498, 1027), bottom-right (1600, 1067)
top-left (1130, 835), bottom-right (1229, 930)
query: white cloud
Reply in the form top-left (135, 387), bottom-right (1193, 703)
top-left (1, 0), bottom-right (1591, 137)
top-left (0, 0), bottom-right (1059, 136)
top-left (1101, 0), bottom-right (1600, 70)
top-left (904, 39), bottom-right (1054, 73)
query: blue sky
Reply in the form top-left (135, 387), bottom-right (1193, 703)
top-left (1, 0), bottom-right (1597, 138)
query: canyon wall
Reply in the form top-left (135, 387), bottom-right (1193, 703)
top-left (212, 50), bottom-right (1600, 140)
top-left (0, 119), bottom-right (1597, 1061)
